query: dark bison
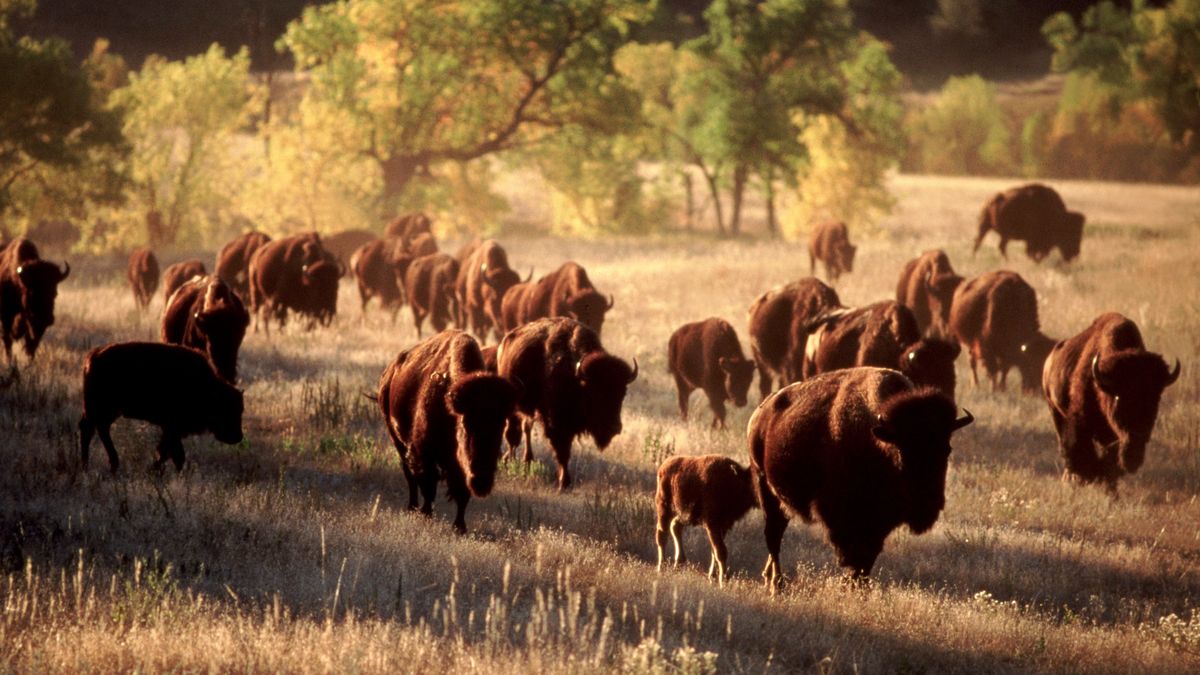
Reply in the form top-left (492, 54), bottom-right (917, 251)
top-left (161, 260), bottom-right (206, 304)
top-left (974, 183), bottom-right (1085, 262)
top-left (0, 238), bottom-right (69, 363)
top-left (247, 233), bottom-right (342, 334)
top-left (350, 238), bottom-right (412, 321)
top-left (215, 231), bottom-right (271, 302)
top-left (79, 342), bottom-right (244, 472)
top-left (803, 301), bottom-right (961, 399)
top-left (496, 317), bottom-right (637, 489)
top-left (749, 367), bottom-right (974, 583)
top-left (895, 249), bottom-right (963, 338)
top-left (667, 318), bottom-right (756, 429)
top-left (497, 278), bottom-right (538, 335)
top-left (808, 220), bottom-right (857, 283)
top-left (655, 454), bottom-right (756, 585)
top-left (518, 262), bottom-right (613, 336)
top-left (127, 247), bottom-right (159, 310)
top-left (747, 278), bottom-right (843, 399)
top-left (456, 240), bottom-right (528, 343)
top-left (949, 270), bottom-right (1056, 393)
top-left (404, 253), bottom-right (460, 337)
top-left (1043, 313), bottom-right (1180, 492)
top-left (321, 229), bottom-right (377, 267)
top-left (377, 330), bottom-right (517, 533)
top-left (161, 275), bottom-right (250, 384)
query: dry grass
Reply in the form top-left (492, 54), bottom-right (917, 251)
top-left (2, 174), bottom-right (1200, 672)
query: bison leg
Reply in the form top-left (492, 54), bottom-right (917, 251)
top-left (93, 422), bottom-right (121, 473)
top-left (521, 417), bottom-right (535, 464)
top-left (997, 236), bottom-right (1010, 260)
top-left (411, 308), bottom-right (424, 338)
top-left (705, 525), bottom-right (729, 585)
top-left (673, 375), bottom-right (692, 421)
top-left (705, 391), bottom-right (727, 430)
top-left (1057, 422), bottom-right (1108, 486)
top-left (446, 473), bottom-right (471, 535)
top-left (655, 506), bottom-right (672, 572)
top-left (546, 429), bottom-right (574, 490)
top-left (753, 353), bottom-right (772, 401)
top-left (756, 470), bottom-right (789, 590)
top-left (417, 473), bottom-right (438, 517)
top-left (668, 517), bottom-right (687, 567)
top-left (155, 432), bottom-right (185, 471)
top-left (78, 416), bottom-right (95, 470)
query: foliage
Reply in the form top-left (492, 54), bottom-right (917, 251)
top-left (907, 75), bottom-right (1014, 176)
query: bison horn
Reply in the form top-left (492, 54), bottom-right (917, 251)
top-left (301, 264), bottom-right (311, 277)
top-left (907, 349), bottom-right (918, 363)
top-left (606, 294), bottom-right (615, 310)
top-left (952, 408), bottom-right (975, 431)
top-left (58, 261), bottom-right (70, 280)
top-left (480, 262), bottom-right (488, 275)
top-left (524, 267), bottom-right (534, 283)
top-left (15, 265), bottom-right (25, 277)
top-left (1091, 355), bottom-right (1117, 394)
top-left (1166, 358), bottom-right (1181, 386)
top-left (575, 359), bottom-right (585, 380)
top-left (628, 356), bottom-right (639, 383)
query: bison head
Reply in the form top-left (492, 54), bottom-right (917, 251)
top-left (483, 267), bottom-right (521, 330)
top-left (872, 389), bottom-right (973, 533)
top-left (14, 260), bottom-right (69, 357)
top-left (448, 372), bottom-right (518, 497)
top-left (900, 338), bottom-right (960, 400)
top-left (1092, 352), bottom-right (1180, 474)
top-left (301, 261), bottom-right (340, 320)
top-left (1058, 211), bottom-right (1085, 262)
top-left (575, 351), bottom-right (637, 449)
top-left (718, 356), bottom-right (756, 407)
top-left (925, 271), bottom-right (963, 333)
top-left (208, 379), bottom-right (245, 445)
top-left (1018, 333), bottom-right (1058, 393)
top-left (566, 290), bottom-right (613, 337)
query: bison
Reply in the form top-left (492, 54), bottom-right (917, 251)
top-left (215, 231), bottom-right (271, 302)
top-left (497, 278), bottom-right (538, 335)
top-left (405, 231), bottom-right (438, 258)
top-left (803, 301), bottom-right (961, 399)
top-left (949, 270), bottom-right (1056, 393)
top-left (496, 317), bottom-right (637, 489)
top-left (0, 238), bottom-right (70, 364)
top-left (247, 233), bottom-right (342, 334)
top-left (1043, 312), bottom-right (1180, 492)
top-left (79, 341), bottom-right (244, 472)
top-left (404, 253), bottom-right (460, 337)
top-left (350, 238), bottom-right (412, 321)
top-left (747, 278), bottom-right (843, 399)
top-left (161, 260), bottom-right (206, 304)
top-left (127, 247), bottom-right (159, 310)
top-left (321, 229), bottom-right (377, 267)
top-left (667, 318), bottom-right (757, 429)
top-left (749, 367), bottom-right (974, 583)
top-left (384, 211), bottom-right (433, 253)
top-left (161, 275), bottom-right (250, 384)
top-left (519, 262), bottom-right (613, 336)
top-left (808, 220), bottom-right (857, 283)
top-left (376, 330), bottom-right (518, 533)
top-left (974, 183), bottom-right (1085, 263)
top-left (655, 454), bottom-right (756, 585)
top-left (895, 249), bottom-right (963, 338)
top-left (456, 239), bottom-right (529, 343)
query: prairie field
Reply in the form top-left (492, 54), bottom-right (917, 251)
top-left (2, 174), bottom-right (1200, 673)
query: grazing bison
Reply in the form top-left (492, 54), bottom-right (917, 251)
top-left (350, 238), bottom-right (411, 321)
top-left (79, 342), bottom-right (244, 472)
top-left (127, 247), bottom-right (159, 310)
top-left (0, 237), bottom-right (70, 363)
top-left (749, 367), bottom-right (974, 583)
top-left (215, 231), bottom-right (271, 302)
top-left (162, 260), bottom-right (206, 304)
top-left (161, 275), bottom-right (250, 383)
top-left (974, 183), bottom-right (1085, 262)
top-left (949, 270), bottom-right (1056, 393)
top-left (456, 240), bottom-right (528, 342)
top-left (808, 220), bottom-right (857, 283)
top-left (247, 232), bottom-right (342, 334)
top-left (667, 318), bottom-right (757, 429)
top-left (747, 278), bottom-right (843, 399)
top-left (895, 249), bottom-right (963, 338)
top-left (321, 229), bottom-right (377, 267)
top-left (803, 301), bottom-right (961, 399)
top-left (1043, 313), bottom-right (1180, 492)
top-left (377, 330), bottom-right (517, 533)
top-left (496, 317), bottom-right (638, 489)
top-left (655, 454), bottom-right (756, 585)
top-left (404, 253), bottom-right (460, 337)
top-left (520, 262), bottom-right (614, 336)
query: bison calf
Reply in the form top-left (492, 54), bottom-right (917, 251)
top-left (127, 247), bottom-right (159, 310)
top-left (79, 342), bottom-right (244, 472)
top-left (667, 318), bottom-right (756, 429)
top-left (808, 220), bottom-right (857, 283)
top-left (655, 454), bottom-right (756, 585)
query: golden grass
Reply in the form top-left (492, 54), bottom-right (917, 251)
top-left (2, 174), bottom-right (1199, 672)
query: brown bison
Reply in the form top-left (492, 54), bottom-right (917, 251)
top-left (747, 278), bottom-right (843, 399)
top-left (321, 229), bottom-right (377, 267)
top-left (496, 317), bottom-right (637, 489)
top-left (949, 270), bottom-right (1056, 393)
top-left (215, 231), bottom-right (271, 302)
top-left (749, 367), bottom-right (974, 583)
top-left (127, 247), bottom-right (159, 310)
top-left (803, 301), bottom-right (961, 399)
top-left (384, 211), bottom-right (432, 250)
top-left (404, 253), bottom-right (460, 337)
top-left (405, 231), bottom-right (438, 258)
top-left (161, 275), bottom-right (250, 384)
top-left (162, 260), bottom-right (206, 304)
top-left (79, 341), bottom-right (244, 472)
top-left (0, 238), bottom-right (70, 364)
top-left (497, 278), bottom-right (538, 335)
top-left (667, 318), bottom-right (757, 429)
top-left (350, 238), bottom-right (412, 321)
top-left (895, 249), bottom-right (963, 338)
top-left (974, 183), bottom-right (1085, 263)
top-left (517, 262), bottom-right (614, 336)
top-left (456, 240), bottom-right (529, 342)
top-left (1043, 313), bottom-right (1180, 492)
top-left (655, 454), bottom-right (756, 585)
top-left (377, 330), bottom-right (518, 533)
top-left (808, 220), bottom-right (857, 283)
top-left (247, 233), bottom-right (342, 334)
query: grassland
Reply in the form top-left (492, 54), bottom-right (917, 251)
top-left (2, 174), bottom-right (1199, 673)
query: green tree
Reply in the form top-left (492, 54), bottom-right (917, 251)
top-left (279, 0), bottom-right (652, 214)
top-left (109, 44), bottom-right (259, 247)
top-left (910, 75), bottom-right (1013, 176)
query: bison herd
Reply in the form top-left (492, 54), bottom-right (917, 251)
top-left (0, 182), bottom-right (1183, 590)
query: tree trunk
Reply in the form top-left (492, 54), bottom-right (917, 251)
top-left (680, 170), bottom-right (694, 232)
top-left (697, 163), bottom-right (725, 237)
top-left (729, 164), bottom-right (748, 237)
top-left (764, 171), bottom-right (778, 238)
top-left (380, 155), bottom-right (422, 208)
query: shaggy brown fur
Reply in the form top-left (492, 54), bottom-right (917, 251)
top-left (161, 275), bottom-right (250, 383)
top-left (655, 454), bottom-right (756, 585)
top-left (518, 262), bottom-right (613, 337)
top-left (456, 240), bottom-right (528, 343)
top-left (0, 237), bottom-right (69, 363)
top-left (808, 220), bottom-right (857, 283)
top-left (247, 233), bottom-right (342, 335)
top-left (161, 259), bottom-right (206, 305)
top-left (667, 318), bottom-right (756, 429)
top-left (215, 231), bottom-right (271, 301)
top-left (949, 270), bottom-right (1055, 393)
top-left (350, 238), bottom-right (410, 321)
top-left (895, 249), bottom-right (963, 338)
top-left (404, 253), bottom-right (460, 337)
top-left (127, 247), bottom-right (159, 310)
top-left (747, 278), bottom-right (842, 399)
top-left (974, 183), bottom-right (1085, 262)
